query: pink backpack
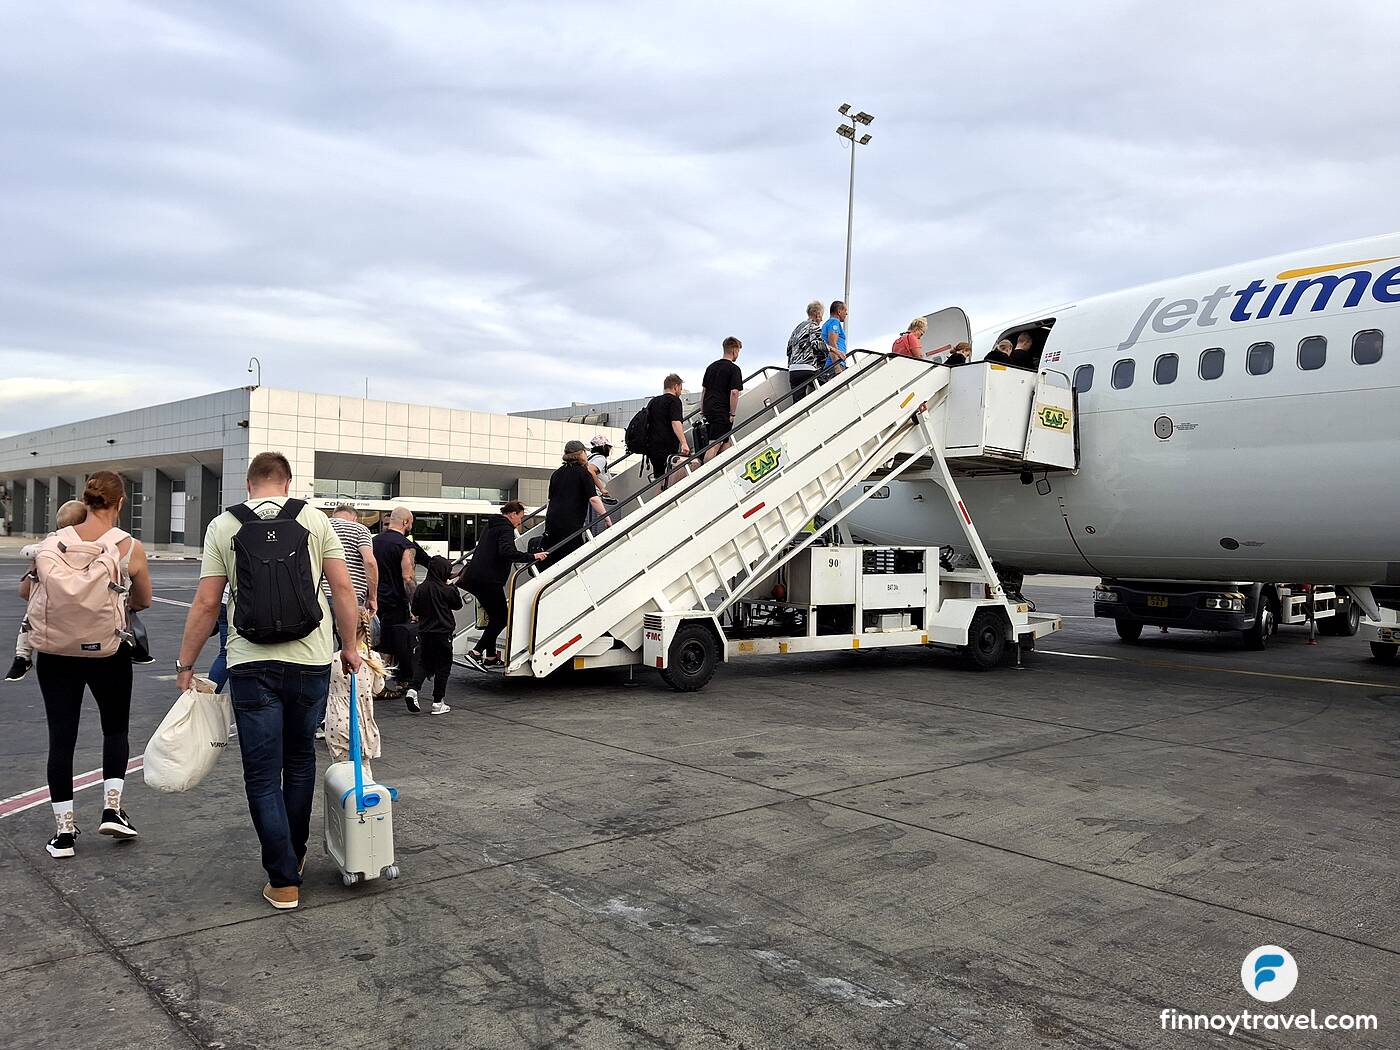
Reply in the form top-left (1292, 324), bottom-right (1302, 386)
top-left (27, 526), bottom-right (130, 657)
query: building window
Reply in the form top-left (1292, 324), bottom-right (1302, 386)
top-left (1198, 348), bottom-right (1225, 380)
top-left (1111, 358), bottom-right (1135, 389)
top-left (1073, 364), bottom-right (1094, 393)
top-left (169, 484), bottom-right (186, 545)
top-left (1246, 341), bottom-right (1274, 376)
top-left (1297, 335), bottom-right (1326, 371)
top-left (1352, 329), bottom-right (1383, 365)
top-left (1153, 353), bottom-right (1179, 385)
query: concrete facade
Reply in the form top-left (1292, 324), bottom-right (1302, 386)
top-left (0, 387), bottom-right (622, 553)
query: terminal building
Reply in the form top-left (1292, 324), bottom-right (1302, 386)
top-left (0, 386), bottom-right (622, 558)
top-left (513, 391), bottom-right (699, 428)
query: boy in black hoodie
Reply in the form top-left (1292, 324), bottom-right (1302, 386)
top-left (410, 556), bottom-right (462, 715)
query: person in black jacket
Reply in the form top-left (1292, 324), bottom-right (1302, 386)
top-left (460, 501), bottom-right (545, 668)
top-left (409, 556), bottom-right (463, 713)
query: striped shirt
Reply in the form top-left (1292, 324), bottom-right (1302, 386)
top-left (322, 516), bottom-right (373, 604)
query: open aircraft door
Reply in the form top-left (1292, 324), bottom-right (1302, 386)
top-left (919, 306), bottom-right (971, 359)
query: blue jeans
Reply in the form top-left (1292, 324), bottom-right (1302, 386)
top-left (209, 604), bottom-right (229, 693)
top-left (228, 660), bottom-right (331, 888)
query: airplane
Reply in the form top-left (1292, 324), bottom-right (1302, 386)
top-left (843, 233), bottom-right (1400, 590)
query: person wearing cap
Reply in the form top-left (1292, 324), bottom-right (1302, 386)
top-left (543, 441), bottom-right (607, 566)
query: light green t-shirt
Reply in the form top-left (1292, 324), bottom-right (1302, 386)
top-left (200, 497), bottom-right (345, 668)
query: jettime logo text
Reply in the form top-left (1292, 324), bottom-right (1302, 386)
top-left (1118, 256), bottom-right (1400, 351)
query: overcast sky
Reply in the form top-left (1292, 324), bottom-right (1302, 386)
top-left (2, 1), bottom-right (1396, 434)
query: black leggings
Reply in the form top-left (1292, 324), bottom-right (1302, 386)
top-left (412, 634), bottom-right (454, 701)
top-left (468, 583), bottom-right (509, 656)
top-left (37, 648), bottom-right (133, 803)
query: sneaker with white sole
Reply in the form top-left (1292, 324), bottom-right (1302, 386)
top-left (46, 829), bottom-right (79, 858)
top-left (404, 689), bottom-right (421, 714)
top-left (99, 808), bottom-right (138, 840)
top-left (430, 701), bottom-right (451, 715)
top-left (6, 656), bottom-right (32, 682)
top-left (263, 883), bottom-right (299, 910)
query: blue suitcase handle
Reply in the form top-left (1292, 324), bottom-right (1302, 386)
top-left (349, 670), bottom-right (366, 815)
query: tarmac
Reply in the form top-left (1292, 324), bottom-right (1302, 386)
top-left (1, 555), bottom-right (1397, 1049)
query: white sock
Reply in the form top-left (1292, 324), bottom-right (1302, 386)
top-left (52, 801), bottom-right (74, 835)
top-left (103, 778), bottom-right (123, 812)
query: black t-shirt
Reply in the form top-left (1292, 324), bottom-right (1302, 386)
top-left (647, 393), bottom-right (684, 454)
top-left (374, 529), bottom-right (414, 610)
top-left (701, 359), bottom-right (743, 422)
top-left (544, 461), bottom-right (596, 540)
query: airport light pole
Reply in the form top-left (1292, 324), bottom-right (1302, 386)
top-left (836, 104), bottom-right (874, 310)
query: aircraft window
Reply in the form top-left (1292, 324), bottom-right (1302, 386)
top-left (1073, 364), bottom-right (1094, 393)
top-left (1352, 329), bottom-right (1383, 365)
top-left (1297, 335), bottom-right (1326, 371)
top-left (1198, 347), bottom-right (1225, 380)
top-left (1153, 353), bottom-right (1178, 385)
top-left (1111, 358), bottom-right (1135, 389)
top-left (1246, 341), bottom-right (1274, 376)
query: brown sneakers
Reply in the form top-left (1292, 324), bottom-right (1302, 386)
top-left (263, 883), bottom-right (300, 910)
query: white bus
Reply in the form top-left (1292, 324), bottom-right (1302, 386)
top-left (308, 495), bottom-right (519, 560)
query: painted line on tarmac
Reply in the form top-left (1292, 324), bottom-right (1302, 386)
top-left (1039, 648), bottom-right (1391, 689)
top-left (150, 595), bottom-right (193, 608)
top-left (0, 757), bottom-right (144, 819)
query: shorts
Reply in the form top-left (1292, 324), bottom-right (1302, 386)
top-left (704, 416), bottom-right (733, 441)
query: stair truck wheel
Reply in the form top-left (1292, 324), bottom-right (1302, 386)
top-left (1115, 620), bottom-right (1143, 644)
top-left (964, 608), bottom-right (1008, 671)
top-left (1332, 598), bottom-right (1361, 637)
top-left (1243, 589), bottom-right (1278, 651)
top-left (1372, 642), bottom-right (1398, 665)
top-left (662, 622), bottom-right (720, 692)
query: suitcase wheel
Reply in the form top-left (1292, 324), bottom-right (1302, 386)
top-left (384, 865), bottom-right (400, 880)
top-left (341, 871), bottom-right (357, 887)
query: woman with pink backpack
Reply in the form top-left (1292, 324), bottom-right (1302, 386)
top-left (20, 470), bottom-right (152, 859)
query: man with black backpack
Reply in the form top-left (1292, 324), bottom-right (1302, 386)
top-left (643, 374), bottom-right (688, 484)
top-left (175, 452), bottom-right (361, 912)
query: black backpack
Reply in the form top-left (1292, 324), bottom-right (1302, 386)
top-left (227, 499), bottom-right (323, 643)
top-left (624, 405), bottom-right (651, 456)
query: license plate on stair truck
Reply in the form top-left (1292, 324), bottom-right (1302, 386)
top-left (1147, 595), bottom-right (1168, 608)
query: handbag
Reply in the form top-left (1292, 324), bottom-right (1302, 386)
top-left (142, 678), bottom-right (231, 793)
top-left (126, 609), bottom-right (153, 664)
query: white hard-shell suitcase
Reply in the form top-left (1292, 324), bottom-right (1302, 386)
top-left (323, 674), bottom-right (399, 886)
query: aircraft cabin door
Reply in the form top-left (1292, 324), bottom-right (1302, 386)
top-left (919, 306), bottom-right (971, 359)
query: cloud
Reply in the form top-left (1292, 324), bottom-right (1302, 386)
top-left (1, 0), bottom-right (1397, 435)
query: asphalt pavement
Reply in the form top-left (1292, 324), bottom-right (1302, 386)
top-left (1, 556), bottom-right (1397, 1049)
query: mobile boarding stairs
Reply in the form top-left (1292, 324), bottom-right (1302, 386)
top-left (452, 341), bottom-right (1079, 691)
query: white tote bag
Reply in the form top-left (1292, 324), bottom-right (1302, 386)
top-left (142, 677), bottom-right (232, 793)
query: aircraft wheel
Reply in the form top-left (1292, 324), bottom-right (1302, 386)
top-left (1243, 591), bottom-right (1277, 650)
top-left (1371, 642), bottom-right (1398, 665)
top-left (663, 623), bottom-right (719, 692)
top-left (964, 609), bottom-right (1008, 671)
top-left (1114, 620), bottom-right (1143, 643)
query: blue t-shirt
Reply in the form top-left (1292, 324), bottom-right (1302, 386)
top-left (821, 317), bottom-right (847, 368)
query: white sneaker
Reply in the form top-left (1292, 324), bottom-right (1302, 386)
top-left (430, 701), bottom-right (450, 716)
